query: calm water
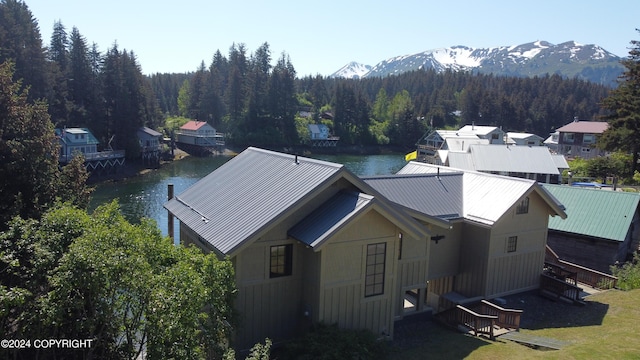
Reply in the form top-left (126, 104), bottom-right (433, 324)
top-left (89, 152), bottom-right (406, 238)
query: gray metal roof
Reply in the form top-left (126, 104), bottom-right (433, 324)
top-left (138, 126), bottom-right (162, 137)
top-left (288, 191), bottom-right (373, 248)
top-left (363, 174), bottom-right (463, 221)
top-left (394, 162), bottom-right (566, 225)
top-left (448, 144), bottom-right (560, 175)
top-left (551, 154), bottom-right (569, 169)
top-left (164, 147), bottom-right (344, 255)
top-left (164, 147), bottom-right (430, 256)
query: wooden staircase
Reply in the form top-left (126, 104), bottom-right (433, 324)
top-left (436, 300), bottom-right (523, 340)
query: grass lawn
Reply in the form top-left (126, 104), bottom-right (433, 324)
top-left (390, 289), bottom-right (640, 359)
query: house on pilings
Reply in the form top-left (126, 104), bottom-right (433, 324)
top-left (56, 127), bottom-right (125, 174)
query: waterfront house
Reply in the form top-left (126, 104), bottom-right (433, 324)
top-left (56, 127), bottom-right (99, 163)
top-left (308, 124), bottom-right (330, 140)
top-left (165, 147), bottom-right (430, 349)
top-left (164, 148), bottom-right (566, 349)
top-left (417, 124), bottom-right (504, 164)
top-left (176, 120), bottom-right (224, 155)
top-left (556, 119), bottom-right (608, 159)
top-left (56, 127), bottom-right (125, 173)
top-left (542, 184), bottom-right (640, 274)
top-left (444, 144), bottom-right (568, 184)
top-left (307, 123), bottom-right (339, 147)
top-left (137, 127), bottom-right (163, 164)
top-left (366, 162), bottom-right (567, 311)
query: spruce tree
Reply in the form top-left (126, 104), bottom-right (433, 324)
top-left (599, 29), bottom-right (640, 177)
top-left (0, 62), bottom-right (59, 228)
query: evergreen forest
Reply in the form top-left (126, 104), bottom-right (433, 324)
top-left (0, 0), bottom-right (615, 155)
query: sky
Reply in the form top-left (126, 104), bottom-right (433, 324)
top-left (26, 0), bottom-right (640, 77)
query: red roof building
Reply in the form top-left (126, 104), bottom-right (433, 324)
top-left (556, 120), bottom-right (608, 159)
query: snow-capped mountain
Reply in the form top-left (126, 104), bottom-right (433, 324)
top-left (330, 41), bottom-right (623, 85)
top-left (331, 61), bottom-right (372, 79)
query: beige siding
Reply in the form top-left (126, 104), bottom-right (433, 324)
top-left (233, 236), bottom-right (305, 349)
top-left (455, 224), bottom-right (490, 297)
top-left (427, 224), bottom-right (462, 279)
top-left (317, 211), bottom-right (399, 339)
top-left (485, 191), bottom-right (551, 297)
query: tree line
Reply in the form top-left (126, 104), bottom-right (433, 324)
top-left (1, 0), bottom-right (615, 155)
top-left (154, 59), bottom-right (612, 149)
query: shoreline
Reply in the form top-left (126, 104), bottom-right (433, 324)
top-left (86, 144), bottom-right (408, 185)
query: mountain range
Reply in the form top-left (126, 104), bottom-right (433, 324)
top-left (330, 41), bottom-right (624, 86)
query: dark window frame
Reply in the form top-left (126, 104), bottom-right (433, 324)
top-left (516, 197), bottom-right (529, 214)
top-left (269, 244), bottom-right (292, 278)
top-left (365, 243), bottom-right (386, 297)
top-left (507, 236), bottom-right (518, 253)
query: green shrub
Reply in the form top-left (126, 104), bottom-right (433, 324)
top-left (611, 253), bottom-right (640, 290)
top-left (277, 323), bottom-right (389, 360)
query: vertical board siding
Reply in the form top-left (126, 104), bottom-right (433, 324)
top-left (488, 251), bottom-right (543, 296)
top-left (236, 278), bottom-right (300, 349)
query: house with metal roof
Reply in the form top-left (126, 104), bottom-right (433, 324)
top-left (307, 123), bottom-right (339, 147)
top-left (416, 125), bottom-right (503, 164)
top-left (137, 127), bottom-right (163, 165)
top-left (443, 144), bottom-right (568, 184)
top-left (165, 147), bottom-right (431, 349)
top-left (506, 132), bottom-right (545, 146)
top-left (175, 120), bottom-right (224, 155)
top-left (164, 148), bottom-right (568, 349)
top-left (556, 119), bottom-right (608, 159)
top-left (542, 184), bottom-right (640, 274)
top-left (55, 127), bottom-right (125, 173)
top-left (365, 161), bottom-right (566, 311)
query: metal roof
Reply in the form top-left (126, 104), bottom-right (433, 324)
top-left (164, 147), bottom-right (344, 255)
top-left (55, 127), bottom-right (100, 145)
top-left (288, 191), bottom-right (373, 248)
top-left (556, 121), bottom-right (608, 134)
top-left (444, 138), bottom-right (489, 152)
top-left (551, 154), bottom-right (569, 169)
top-left (447, 144), bottom-right (560, 175)
top-left (506, 132), bottom-right (543, 140)
top-left (164, 147), bottom-right (430, 256)
top-left (397, 162), bottom-right (459, 175)
top-left (180, 120), bottom-right (213, 131)
top-left (138, 126), bottom-right (162, 137)
top-left (395, 162), bottom-right (566, 225)
top-left (458, 125), bottom-right (502, 136)
top-left (363, 173), bottom-right (463, 221)
top-left (542, 184), bottom-right (640, 242)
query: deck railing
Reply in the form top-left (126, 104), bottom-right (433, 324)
top-left (550, 260), bottom-right (617, 289)
top-left (455, 305), bottom-right (498, 340)
top-left (539, 273), bottom-right (584, 303)
top-left (60, 150), bottom-right (125, 163)
top-left (479, 300), bottom-right (522, 331)
top-left (545, 246), bottom-right (618, 289)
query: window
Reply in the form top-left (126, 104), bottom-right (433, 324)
top-left (562, 133), bottom-right (575, 143)
top-left (365, 243), bottom-right (386, 297)
top-left (507, 236), bottom-right (517, 253)
top-left (398, 233), bottom-right (403, 260)
top-left (583, 134), bottom-right (595, 144)
top-left (269, 244), bottom-right (292, 278)
top-left (516, 197), bottom-right (529, 214)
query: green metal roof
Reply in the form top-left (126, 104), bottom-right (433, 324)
top-left (542, 184), bottom-right (640, 242)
